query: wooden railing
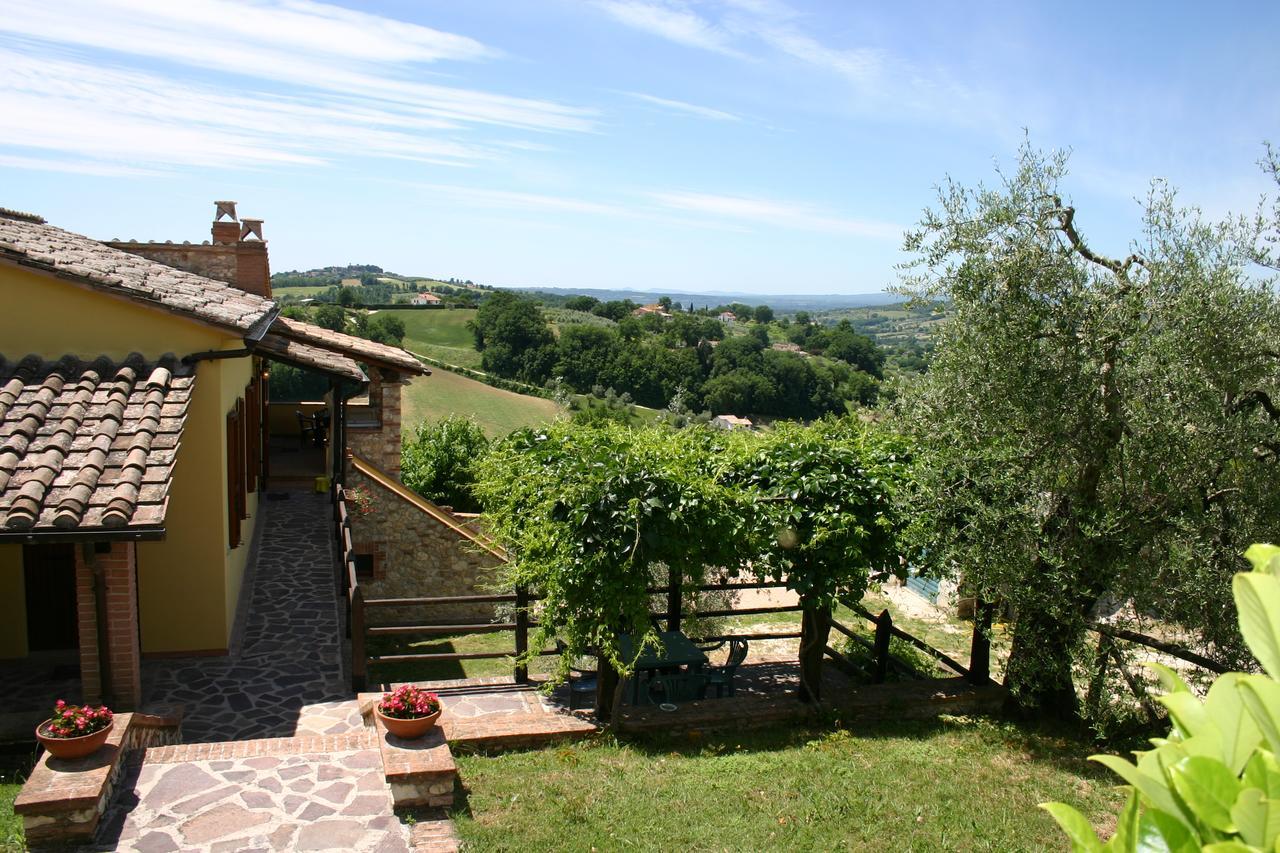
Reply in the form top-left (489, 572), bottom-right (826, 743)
top-left (1083, 622), bottom-right (1229, 722)
top-left (826, 598), bottom-right (995, 687)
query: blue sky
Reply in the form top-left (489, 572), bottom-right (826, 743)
top-left (1, 1), bottom-right (1277, 295)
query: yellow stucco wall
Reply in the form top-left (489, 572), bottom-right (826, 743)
top-left (1, 265), bottom-right (262, 655)
top-left (0, 546), bottom-right (26, 658)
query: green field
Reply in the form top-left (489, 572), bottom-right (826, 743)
top-left (402, 367), bottom-right (561, 439)
top-left (378, 308), bottom-right (483, 370)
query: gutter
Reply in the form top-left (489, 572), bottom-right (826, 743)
top-left (0, 526), bottom-right (167, 543)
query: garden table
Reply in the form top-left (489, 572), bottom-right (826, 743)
top-left (617, 630), bottom-right (709, 705)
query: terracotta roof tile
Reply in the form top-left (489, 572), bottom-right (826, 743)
top-left (0, 212), bottom-right (276, 335)
top-left (253, 334), bottom-right (367, 384)
top-left (0, 354), bottom-right (193, 534)
top-left (272, 316), bottom-right (428, 375)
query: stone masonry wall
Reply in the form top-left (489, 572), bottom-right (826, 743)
top-left (347, 370), bottom-right (403, 476)
top-left (348, 469), bottom-right (502, 626)
top-left (106, 241), bottom-right (271, 299)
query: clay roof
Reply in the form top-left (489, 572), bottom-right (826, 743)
top-left (271, 316), bottom-right (429, 375)
top-left (253, 334), bottom-right (367, 385)
top-left (0, 210), bottom-right (276, 336)
top-left (0, 354), bottom-right (194, 534)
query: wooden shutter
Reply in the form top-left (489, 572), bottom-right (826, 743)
top-left (235, 397), bottom-right (247, 521)
top-left (227, 408), bottom-right (241, 548)
top-left (245, 379), bottom-right (259, 494)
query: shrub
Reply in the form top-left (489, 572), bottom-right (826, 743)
top-left (401, 416), bottom-right (489, 512)
top-left (1043, 543), bottom-right (1280, 851)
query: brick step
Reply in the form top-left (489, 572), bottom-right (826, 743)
top-left (137, 730), bottom-right (376, 765)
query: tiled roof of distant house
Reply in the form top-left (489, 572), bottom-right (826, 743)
top-left (271, 316), bottom-right (430, 376)
top-left (0, 354), bottom-right (193, 534)
top-left (0, 210), bottom-right (277, 336)
top-left (253, 334), bottom-right (368, 384)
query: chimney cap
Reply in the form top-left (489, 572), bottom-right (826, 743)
top-left (239, 218), bottom-right (264, 241)
top-left (214, 201), bottom-right (238, 222)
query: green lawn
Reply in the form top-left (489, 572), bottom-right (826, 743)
top-left (451, 718), bottom-right (1121, 851)
top-left (1, 782), bottom-right (20, 852)
top-left (401, 367), bottom-right (562, 439)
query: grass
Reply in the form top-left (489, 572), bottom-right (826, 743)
top-left (401, 367), bottom-right (562, 439)
top-left (379, 308), bottom-right (483, 371)
top-left (451, 718), bottom-right (1122, 851)
top-left (1, 780), bottom-right (20, 852)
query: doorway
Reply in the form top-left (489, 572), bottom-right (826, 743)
top-left (23, 543), bottom-right (79, 652)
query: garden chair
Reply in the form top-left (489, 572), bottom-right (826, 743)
top-left (646, 670), bottom-right (710, 705)
top-left (693, 638), bottom-right (725, 653)
top-left (555, 640), bottom-right (598, 710)
top-left (295, 410), bottom-right (315, 448)
top-left (705, 638), bottom-right (749, 697)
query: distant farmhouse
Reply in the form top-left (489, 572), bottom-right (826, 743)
top-left (632, 303), bottom-right (671, 318)
top-left (717, 311), bottom-right (737, 324)
top-left (711, 414), bottom-right (753, 430)
top-left (411, 292), bottom-right (442, 306)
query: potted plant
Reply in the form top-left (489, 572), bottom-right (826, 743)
top-left (35, 700), bottom-right (114, 759)
top-left (374, 685), bottom-right (441, 739)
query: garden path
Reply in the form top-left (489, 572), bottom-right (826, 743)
top-left (140, 491), bottom-right (363, 743)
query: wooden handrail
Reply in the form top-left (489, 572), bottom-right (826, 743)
top-left (1088, 623), bottom-right (1229, 674)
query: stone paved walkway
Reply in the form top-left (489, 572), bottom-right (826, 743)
top-left (141, 491), bottom-right (358, 743)
top-left (93, 737), bottom-right (412, 851)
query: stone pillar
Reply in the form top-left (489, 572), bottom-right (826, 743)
top-left (380, 370), bottom-right (402, 476)
top-left (73, 543), bottom-right (142, 709)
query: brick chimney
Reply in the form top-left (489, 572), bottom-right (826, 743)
top-left (106, 200), bottom-right (272, 300)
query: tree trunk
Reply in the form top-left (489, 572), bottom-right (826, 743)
top-left (799, 601), bottom-right (832, 703)
top-left (1003, 605), bottom-right (1083, 719)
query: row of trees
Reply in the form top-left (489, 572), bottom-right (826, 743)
top-left (470, 291), bottom-right (883, 418)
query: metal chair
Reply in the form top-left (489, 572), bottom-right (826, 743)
top-left (295, 410), bottom-right (315, 448)
top-left (705, 638), bottom-right (749, 697)
top-left (556, 640), bottom-right (598, 710)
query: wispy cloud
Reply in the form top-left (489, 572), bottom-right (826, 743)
top-left (592, 1), bottom-right (741, 57)
top-left (0, 0), bottom-right (596, 176)
top-left (624, 92), bottom-right (741, 121)
top-left (648, 190), bottom-right (902, 239)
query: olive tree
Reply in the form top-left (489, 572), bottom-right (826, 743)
top-left (895, 144), bottom-right (1280, 715)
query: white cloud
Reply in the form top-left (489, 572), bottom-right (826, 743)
top-left (624, 92), bottom-right (741, 121)
top-left (648, 190), bottom-right (902, 239)
top-left (0, 0), bottom-right (596, 176)
top-left (592, 1), bottom-right (741, 56)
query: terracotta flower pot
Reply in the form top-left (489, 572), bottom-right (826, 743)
top-left (375, 706), bottom-right (441, 739)
top-left (35, 719), bottom-right (114, 760)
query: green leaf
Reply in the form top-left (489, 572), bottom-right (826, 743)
top-left (1147, 662), bottom-right (1194, 696)
top-left (1199, 843), bottom-right (1255, 853)
top-left (1239, 677), bottom-right (1280, 755)
top-left (1234, 573), bottom-right (1280, 681)
top-left (1094, 754), bottom-right (1185, 823)
top-left (1243, 752), bottom-right (1280, 800)
top-left (1041, 802), bottom-right (1104, 852)
top-left (1160, 692), bottom-right (1209, 741)
top-left (1108, 790), bottom-right (1140, 852)
top-left (1231, 788), bottom-right (1280, 849)
top-left (1245, 544), bottom-right (1280, 576)
top-left (1137, 808), bottom-right (1199, 853)
top-left (1167, 755), bottom-right (1242, 834)
top-left (1206, 673), bottom-right (1264, 775)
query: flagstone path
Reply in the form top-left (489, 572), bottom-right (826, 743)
top-left (141, 491), bottom-right (360, 743)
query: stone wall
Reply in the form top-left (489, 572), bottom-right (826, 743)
top-left (348, 467), bottom-right (502, 626)
top-left (347, 370), bottom-right (403, 476)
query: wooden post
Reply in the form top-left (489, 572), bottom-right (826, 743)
top-left (514, 584), bottom-right (530, 684)
top-left (595, 658), bottom-right (619, 719)
top-left (873, 609), bottom-right (892, 684)
top-left (666, 565), bottom-right (682, 633)
top-left (967, 600), bottom-right (995, 685)
top-left (798, 598), bottom-right (832, 702)
top-left (351, 586), bottom-right (367, 693)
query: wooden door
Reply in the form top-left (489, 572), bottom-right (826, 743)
top-left (23, 543), bottom-right (79, 651)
